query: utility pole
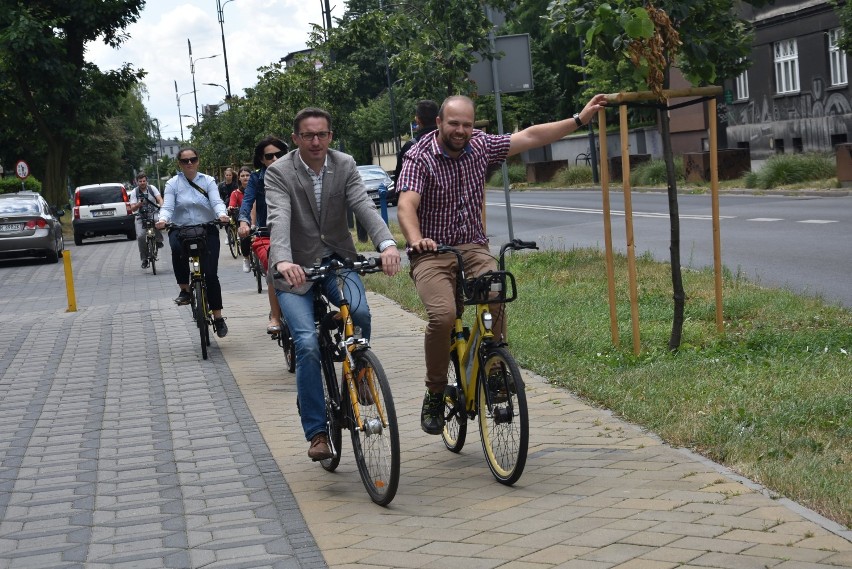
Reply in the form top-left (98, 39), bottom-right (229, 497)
top-left (216, 0), bottom-right (235, 99)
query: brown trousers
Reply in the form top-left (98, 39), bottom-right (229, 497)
top-left (410, 243), bottom-right (506, 393)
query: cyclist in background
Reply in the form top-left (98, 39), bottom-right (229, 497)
top-left (230, 166), bottom-right (252, 273)
top-left (239, 136), bottom-right (288, 335)
top-left (129, 172), bottom-right (164, 269)
top-left (218, 167), bottom-right (238, 205)
top-left (396, 93), bottom-right (608, 434)
top-left (156, 146), bottom-right (231, 338)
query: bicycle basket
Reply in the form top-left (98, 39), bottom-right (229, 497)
top-left (178, 226), bottom-right (208, 257)
top-left (462, 270), bottom-right (518, 305)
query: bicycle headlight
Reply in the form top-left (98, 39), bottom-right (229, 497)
top-left (191, 260), bottom-right (200, 272)
top-left (481, 311), bottom-right (493, 331)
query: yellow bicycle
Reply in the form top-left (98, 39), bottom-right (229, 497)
top-left (438, 239), bottom-right (538, 485)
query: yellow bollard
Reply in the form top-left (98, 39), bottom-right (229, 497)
top-left (62, 250), bottom-right (77, 312)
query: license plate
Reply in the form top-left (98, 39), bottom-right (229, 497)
top-left (92, 210), bottom-right (115, 217)
top-left (0, 223), bottom-right (23, 232)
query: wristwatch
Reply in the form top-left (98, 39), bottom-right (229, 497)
top-left (573, 113), bottom-right (584, 127)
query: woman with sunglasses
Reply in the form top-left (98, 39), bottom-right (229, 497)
top-left (238, 135), bottom-right (289, 334)
top-left (157, 146), bottom-right (232, 338)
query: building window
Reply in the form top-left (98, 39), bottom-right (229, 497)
top-left (735, 69), bottom-right (749, 100)
top-left (792, 137), bottom-right (803, 153)
top-left (774, 138), bottom-right (785, 154)
top-left (829, 29), bottom-right (847, 86)
top-left (774, 39), bottom-right (800, 94)
top-left (831, 133), bottom-right (847, 147)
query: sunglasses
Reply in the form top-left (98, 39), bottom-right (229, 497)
top-left (178, 156), bottom-right (199, 165)
top-left (297, 131), bottom-right (331, 142)
top-left (263, 150), bottom-right (286, 161)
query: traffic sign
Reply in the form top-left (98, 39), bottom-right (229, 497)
top-left (15, 160), bottom-right (29, 180)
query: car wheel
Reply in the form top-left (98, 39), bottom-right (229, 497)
top-left (46, 247), bottom-right (59, 264)
top-left (74, 232), bottom-right (83, 246)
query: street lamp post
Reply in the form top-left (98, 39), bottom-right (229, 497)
top-left (203, 82), bottom-right (229, 107)
top-left (187, 39), bottom-right (219, 123)
top-left (151, 118), bottom-right (162, 184)
top-left (378, 0), bottom-right (400, 154)
top-left (216, 0), bottom-right (236, 100)
top-left (174, 81), bottom-right (195, 141)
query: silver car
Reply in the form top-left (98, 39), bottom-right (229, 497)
top-left (0, 192), bottom-right (65, 264)
top-left (357, 165), bottom-right (397, 206)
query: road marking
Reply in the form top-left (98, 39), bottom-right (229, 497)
top-left (798, 219), bottom-right (838, 224)
top-left (748, 217), bottom-right (783, 222)
top-left (487, 202), bottom-right (736, 221)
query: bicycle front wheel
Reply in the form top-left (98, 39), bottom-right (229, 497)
top-left (348, 350), bottom-right (400, 506)
top-left (442, 351), bottom-right (467, 453)
top-left (227, 225), bottom-right (238, 258)
top-left (477, 346), bottom-right (528, 485)
top-left (193, 280), bottom-right (209, 360)
top-left (147, 238), bottom-right (157, 275)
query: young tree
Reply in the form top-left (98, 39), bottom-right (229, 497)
top-left (548, 0), bottom-right (760, 350)
top-left (0, 1), bottom-right (145, 205)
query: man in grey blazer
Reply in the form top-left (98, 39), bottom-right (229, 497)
top-left (266, 107), bottom-right (402, 461)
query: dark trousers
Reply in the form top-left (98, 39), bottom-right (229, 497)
top-left (169, 225), bottom-right (224, 311)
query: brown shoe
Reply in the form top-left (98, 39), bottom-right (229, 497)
top-left (308, 433), bottom-right (333, 461)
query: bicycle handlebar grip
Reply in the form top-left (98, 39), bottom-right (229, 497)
top-left (514, 239), bottom-right (538, 250)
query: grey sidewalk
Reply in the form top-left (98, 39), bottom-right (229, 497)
top-left (1, 237), bottom-right (850, 569)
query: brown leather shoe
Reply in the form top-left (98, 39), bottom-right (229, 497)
top-left (308, 433), bottom-right (333, 461)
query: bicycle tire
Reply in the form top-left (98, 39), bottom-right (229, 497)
top-left (280, 322), bottom-right (295, 373)
top-left (194, 280), bottom-right (209, 360)
top-left (347, 350), bottom-right (400, 506)
top-left (477, 346), bottom-right (528, 485)
top-left (147, 238), bottom-right (157, 275)
top-left (253, 252), bottom-right (262, 294)
top-left (319, 350), bottom-right (343, 472)
top-left (227, 225), bottom-right (238, 258)
top-left (441, 351), bottom-right (467, 453)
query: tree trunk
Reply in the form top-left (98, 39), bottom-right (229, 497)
top-left (42, 138), bottom-right (72, 208)
top-left (658, 106), bottom-right (686, 351)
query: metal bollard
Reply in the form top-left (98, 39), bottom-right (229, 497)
top-left (62, 250), bottom-right (77, 312)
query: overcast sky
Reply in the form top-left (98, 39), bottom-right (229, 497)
top-left (87, 0), bottom-right (325, 139)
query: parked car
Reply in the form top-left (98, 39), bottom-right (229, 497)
top-left (0, 192), bottom-right (65, 264)
top-left (357, 165), bottom-right (397, 206)
top-left (72, 183), bottom-right (135, 245)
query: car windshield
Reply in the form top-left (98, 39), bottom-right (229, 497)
top-left (78, 186), bottom-right (124, 205)
top-left (358, 169), bottom-right (388, 182)
top-left (0, 199), bottom-right (39, 215)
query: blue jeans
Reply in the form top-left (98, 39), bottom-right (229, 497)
top-left (276, 267), bottom-right (372, 442)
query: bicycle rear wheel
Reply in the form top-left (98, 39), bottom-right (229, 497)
top-left (193, 280), bottom-right (209, 360)
top-left (477, 346), bottom-right (528, 485)
top-left (319, 350), bottom-right (343, 472)
top-left (279, 322), bottom-right (295, 373)
top-left (348, 349), bottom-right (400, 506)
top-left (442, 351), bottom-right (467, 453)
top-left (227, 225), bottom-right (238, 258)
top-left (252, 252), bottom-right (263, 293)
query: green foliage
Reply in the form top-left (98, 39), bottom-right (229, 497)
top-left (486, 162), bottom-right (527, 186)
top-left (0, 176), bottom-right (41, 194)
top-left (553, 164), bottom-right (595, 186)
top-left (744, 153), bottom-right (835, 189)
top-left (630, 157), bottom-right (684, 186)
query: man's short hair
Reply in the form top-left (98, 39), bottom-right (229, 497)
top-left (136, 172), bottom-right (147, 180)
top-left (415, 100), bottom-right (438, 127)
top-left (292, 107), bottom-right (333, 135)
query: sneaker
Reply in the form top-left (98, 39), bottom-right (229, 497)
top-left (213, 317), bottom-right (228, 338)
top-left (174, 290), bottom-right (192, 305)
top-left (420, 390), bottom-right (445, 435)
top-left (242, 258), bottom-right (251, 273)
top-left (141, 259), bottom-right (149, 269)
top-left (308, 433), bottom-right (333, 461)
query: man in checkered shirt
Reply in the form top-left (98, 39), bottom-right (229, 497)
top-left (397, 93), bottom-right (607, 435)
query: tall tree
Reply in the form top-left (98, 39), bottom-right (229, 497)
top-left (547, 0), bottom-right (759, 350)
top-left (0, 0), bottom-right (145, 205)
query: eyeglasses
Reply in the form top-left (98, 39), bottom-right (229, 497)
top-left (297, 131), bottom-right (331, 142)
top-left (263, 150), bottom-right (286, 160)
top-left (178, 156), bottom-right (199, 165)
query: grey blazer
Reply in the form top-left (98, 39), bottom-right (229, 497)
top-left (266, 148), bottom-right (394, 294)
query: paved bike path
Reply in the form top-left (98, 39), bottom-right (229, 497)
top-left (222, 289), bottom-right (852, 569)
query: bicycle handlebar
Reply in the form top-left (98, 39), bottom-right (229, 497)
top-left (272, 256), bottom-right (383, 282)
top-left (161, 220), bottom-right (229, 230)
